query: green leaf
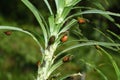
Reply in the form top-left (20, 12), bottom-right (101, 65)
top-left (93, 2), bottom-right (105, 10)
top-left (62, 5), bottom-right (120, 32)
top-left (107, 30), bottom-right (120, 41)
top-left (44, 0), bottom-right (53, 15)
top-left (21, 0), bottom-right (48, 47)
top-left (81, 10), bottom-right (120, 17)
top-left (102, 46), bottom-right (119, 52)
top-left (39, 12), bottom-right (49, 36)
top-left (98, 47), bottom-right (120, 80)
top-left (61, 7), bottom-right (72, 20)
top-left (93, 2), bottom-right (115, 22)
top-left (73, 6), bottom-right (115, 22)
top-left (104, 0), bottom-right (109, 6)
top-left (83, 60), bottom-right (108, 80)
top-left (59, 19), bottom-right (77, 34)
top-left (72, 0), bottom-right (81, 6)
top-left (73, 6), bottom-right (95, 10)
top-left (60, 72), bottom-right (83, 80)
top-left (102, 14), bottom-right (115, 22)
top-left (0, 26), bottom-right (43, 52)
top-left (56, 41), bottom-right (120, 58)
top-left (55, 0), bottom-right (81, 24)
top-left (47, 60), bottom-right (63, 78)
top-left (61, 9), bottom-right (120, 31)
top-left (55, 6), bottom-right (72, 24)
top-left (94, 28), bottom-right (115, 43)
top-left (107, 30), bottom-right (120, 49)
top-left (48, 15), bottom-right (55, 36)
top-left (65, 0), bottom-right (81, 7)
top-left (60, 39), bottom-right (119, 52)
top-left (55, 0), bottom-right (65, 15)
top-left (115, 23), bottom-right (120, 28)
top-left (65, 9), bottom-right (120, 22)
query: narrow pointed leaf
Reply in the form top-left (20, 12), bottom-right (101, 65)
top-left (98, 47), bottom-right (120, 80)
top-left (107, 30), bottom-right (120, 41)
top-left (59, 19), bottom-right (77, 34)
top-left (56, 6), bottom-right (72, 24)
top-left (55, 0), bottom-right (65, 15)
top-left (65, 0), bottom-right (81, 6)
top-left (81, 10), bottom-right (120, 17)
top-left (48, 15), bottom-right (55, 35)
top-left (0, 26), bottom-right (43, 52)
top-left (65, 9), bottom-right (120, 23)
top-left (44, 0), bottom-right (53, 15)
top-left (47, 60), bottom-right (63, 77)
top-left (21, 0), bottom-right (48, 47)
top-left (94, 28), bottom-right (115, 43)
top-left (56, 41), bottom-right (120, 58)
top-left (83, 60), bottom-right (108, 80)
top-left (93, 2), bottom-right (115, 22)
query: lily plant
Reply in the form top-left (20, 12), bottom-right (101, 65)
top-left (1, 0), bottom-right (120, 80)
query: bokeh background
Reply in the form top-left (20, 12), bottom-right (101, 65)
top-left (0, 0), bottom-right (120, 80)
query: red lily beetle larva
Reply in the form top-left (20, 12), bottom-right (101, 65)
top-left (61, 35), bottom-right (68, 42)
top-left (60, 31), bottom-right (69, 42)
top-left (77, 17), bottom-right (86, 24)
top-left (4, 31), bottom-right (12, 36)
top-left (62, 55), bottom-right (71, 62)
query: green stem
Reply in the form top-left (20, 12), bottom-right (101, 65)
top-left (37, 44), bottom-right (57, 80)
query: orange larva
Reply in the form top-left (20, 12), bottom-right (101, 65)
top-left (62, 56), bottom-right (70, 62)
top-left (4, 31), bottom-right (12, 36)
top-left (61, 35), bottom-right (68, 42)
top-left (78, 17), bottom-right (86, 24)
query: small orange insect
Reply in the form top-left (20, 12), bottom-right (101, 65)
top-left (4, 31), bottom-right (12, 36)
top-left (61, 35), bottom-right (68, 42)
top-left (62, 55), bottom-right (71, 62)
top-left (77, 17), bottom-right (86, 24)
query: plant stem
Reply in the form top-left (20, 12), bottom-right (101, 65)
top-left (37, 44), bottom-right (57, 80)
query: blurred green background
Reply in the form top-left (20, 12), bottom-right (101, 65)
top-left (0, 0), bottom-right (120, 80)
